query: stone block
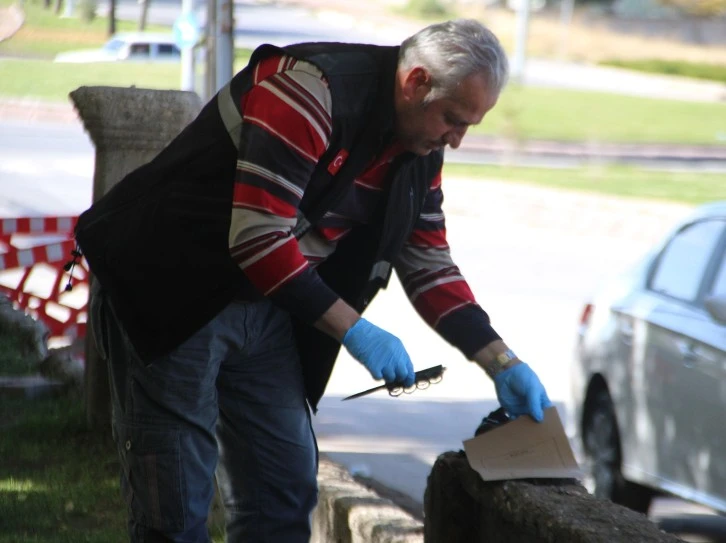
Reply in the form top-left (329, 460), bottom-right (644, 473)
top-left (313, 455), bottom-right (423, 543)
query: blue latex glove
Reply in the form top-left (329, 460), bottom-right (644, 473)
top-left (342, 318), bottom-right (416, 387)
top-left (493, 362), bottom-right (553, 422)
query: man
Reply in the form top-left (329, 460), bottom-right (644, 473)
top-left (77, 18), bottom-right (552, 543)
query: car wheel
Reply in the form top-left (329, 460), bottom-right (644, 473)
top-left (583, 390), bottom-right (654, 514)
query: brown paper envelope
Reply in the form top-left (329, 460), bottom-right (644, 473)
top-left (463, 406), bottom-right (583, 481)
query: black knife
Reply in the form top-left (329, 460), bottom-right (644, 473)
top-left (342, 364), bottom-right (447, 401)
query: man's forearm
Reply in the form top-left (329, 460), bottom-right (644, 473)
top-left (313, 298), bottom-right (360, 342)
top-left (473, 340), bottom-right (522, 379)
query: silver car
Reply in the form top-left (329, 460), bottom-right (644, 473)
top-left (54, 33), bottom-right (181, 63)
top-left (570, 201), bottom-right (726, 515)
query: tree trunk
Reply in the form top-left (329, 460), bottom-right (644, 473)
top-left (53, 0), bottom-right (63, 15)
top-left (108, 0), bottom-right (116, 36)
top-left (138, 0), bottom-right (150, 31)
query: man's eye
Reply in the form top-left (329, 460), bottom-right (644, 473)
top-left (446, 115), bottom-right (466, 128)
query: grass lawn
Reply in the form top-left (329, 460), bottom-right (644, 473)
top-left (443, 163), bottom-right (726, 206)
top-left (0, 335), bottom-right (39, 375)
top-left (477, 84), bottom-right (726, 145)
top-left (0, 58), bottom-right (183, 99)
top-left (0, 395), bottom-right (125, 542)
top-left (0, 394), bottom-right (225, 542)
top-left (0, 0), bottom-right (170, 58)
top-left (600, 58), bottom-right (726, 85)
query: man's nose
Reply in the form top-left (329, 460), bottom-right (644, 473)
top-left (444, 127), bottom-right (467, 149)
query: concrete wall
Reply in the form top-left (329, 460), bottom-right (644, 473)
top-left (313, 455), bottom-right (424, 543)
top-left (424, 451), bottom-right (683, 543)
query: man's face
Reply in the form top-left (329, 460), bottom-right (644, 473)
top-left (395, 69), bottom-right (499, 156)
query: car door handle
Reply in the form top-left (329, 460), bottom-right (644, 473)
top-left (619, 320), bottom-right (634, 346)
top-left (678, 343), bottom-right (698, 367)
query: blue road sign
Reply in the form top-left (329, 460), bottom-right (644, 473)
top-left (173, 12), bottom-right (201, 49)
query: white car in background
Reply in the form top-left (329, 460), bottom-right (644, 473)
top-left (54, 32), bottom-right (181, 63)
top-left (570, 201), bottom-right (726, 516)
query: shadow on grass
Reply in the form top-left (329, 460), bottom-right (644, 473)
top-left (0, 394), bottom-right (125, 542)
top-left (0, 393), bottom-right (228, 542)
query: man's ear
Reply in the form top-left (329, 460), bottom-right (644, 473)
top-left (402, 66), bottom-right (432, 101)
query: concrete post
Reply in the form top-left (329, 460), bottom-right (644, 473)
top-left (69, 86), bottom-right (202, 429)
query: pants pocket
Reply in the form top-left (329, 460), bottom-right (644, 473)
top-left (117, 423), bottom-right (187, 533)
top-left (89, 281), bottom-right (108, 361)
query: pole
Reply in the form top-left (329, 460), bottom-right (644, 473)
top-left (510, 0), bottom-right (531, 82)
top-left (215, 0), bottom-right (233, 92)
top-left (559, 0), bottom-right (575, 60)
top-left (63, 0), bottom-right (74, 17)
top-left (206, 0), bottom-right (217, 99)
top-left (180, 0), bottom-right (195, 91)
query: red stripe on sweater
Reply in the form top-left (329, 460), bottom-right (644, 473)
top-left (254, 55), bottom-right (290, 84)
top-left (319, 226), bottom-right (350, 241)
top-left (244, 84), bottom-right (329, 159)
top-left (242, 237), bottom-right (309, 294)
top-left (275, 72), bottom-right (331, 136)
top-left (408, 228), bottom-right (449, 249)
top-left (430, 173), bottom-right (442, 190)
top-left (411, 279), bottom-right (477, 326)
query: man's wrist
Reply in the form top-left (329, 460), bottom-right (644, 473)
top-left (314, 298), bottom-right (361, 342)
top-left (473, 341), bottom-right (521, 379)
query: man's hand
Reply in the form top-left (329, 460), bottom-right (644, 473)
top-left (493, 362), bottom-right (552, 422)
top-left (342, 318), bottom-right (416, 386)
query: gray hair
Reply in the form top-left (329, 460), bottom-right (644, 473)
top-left (399, 19), bottom-right (509, 102)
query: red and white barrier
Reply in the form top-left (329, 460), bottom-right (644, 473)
top-left (0, 215), bottom-right (87, 343)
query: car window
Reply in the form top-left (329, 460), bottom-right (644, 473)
top-left (103, 39), bottom-right (125, 53)
top-left (649, 219), bottom-right (726, 302)
top-left (157, 44), bottom-right (180, 56)
top-left (129, 43), bottom-right (151, 57)
top-left (710, 253), bottom-right (726, 297)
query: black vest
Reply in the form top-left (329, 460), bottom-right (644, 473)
top-left (75, 42), bottom-right (443, 409)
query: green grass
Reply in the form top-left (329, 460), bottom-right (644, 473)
top-left (443, 162), bottom-right (726, 206)
top-left (471, 84), bottom-right (726, 145)
top-left (0, 58), bottom-right (184, 98)
top-left (601, 58), bottom-right (726, 85)
top-left (0, 394), bottom-right (226, 542)
top-left (0, 334), bottom-right (36, 375)
top-left (0, 395), bottom-right (125, 542)
top-left (0, 0), bottom-right (170, 57)
top-left (394, 0), bottom-right (453, 19)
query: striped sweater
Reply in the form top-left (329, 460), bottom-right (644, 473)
top-left (229, 54), bottom-right (485, 338)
